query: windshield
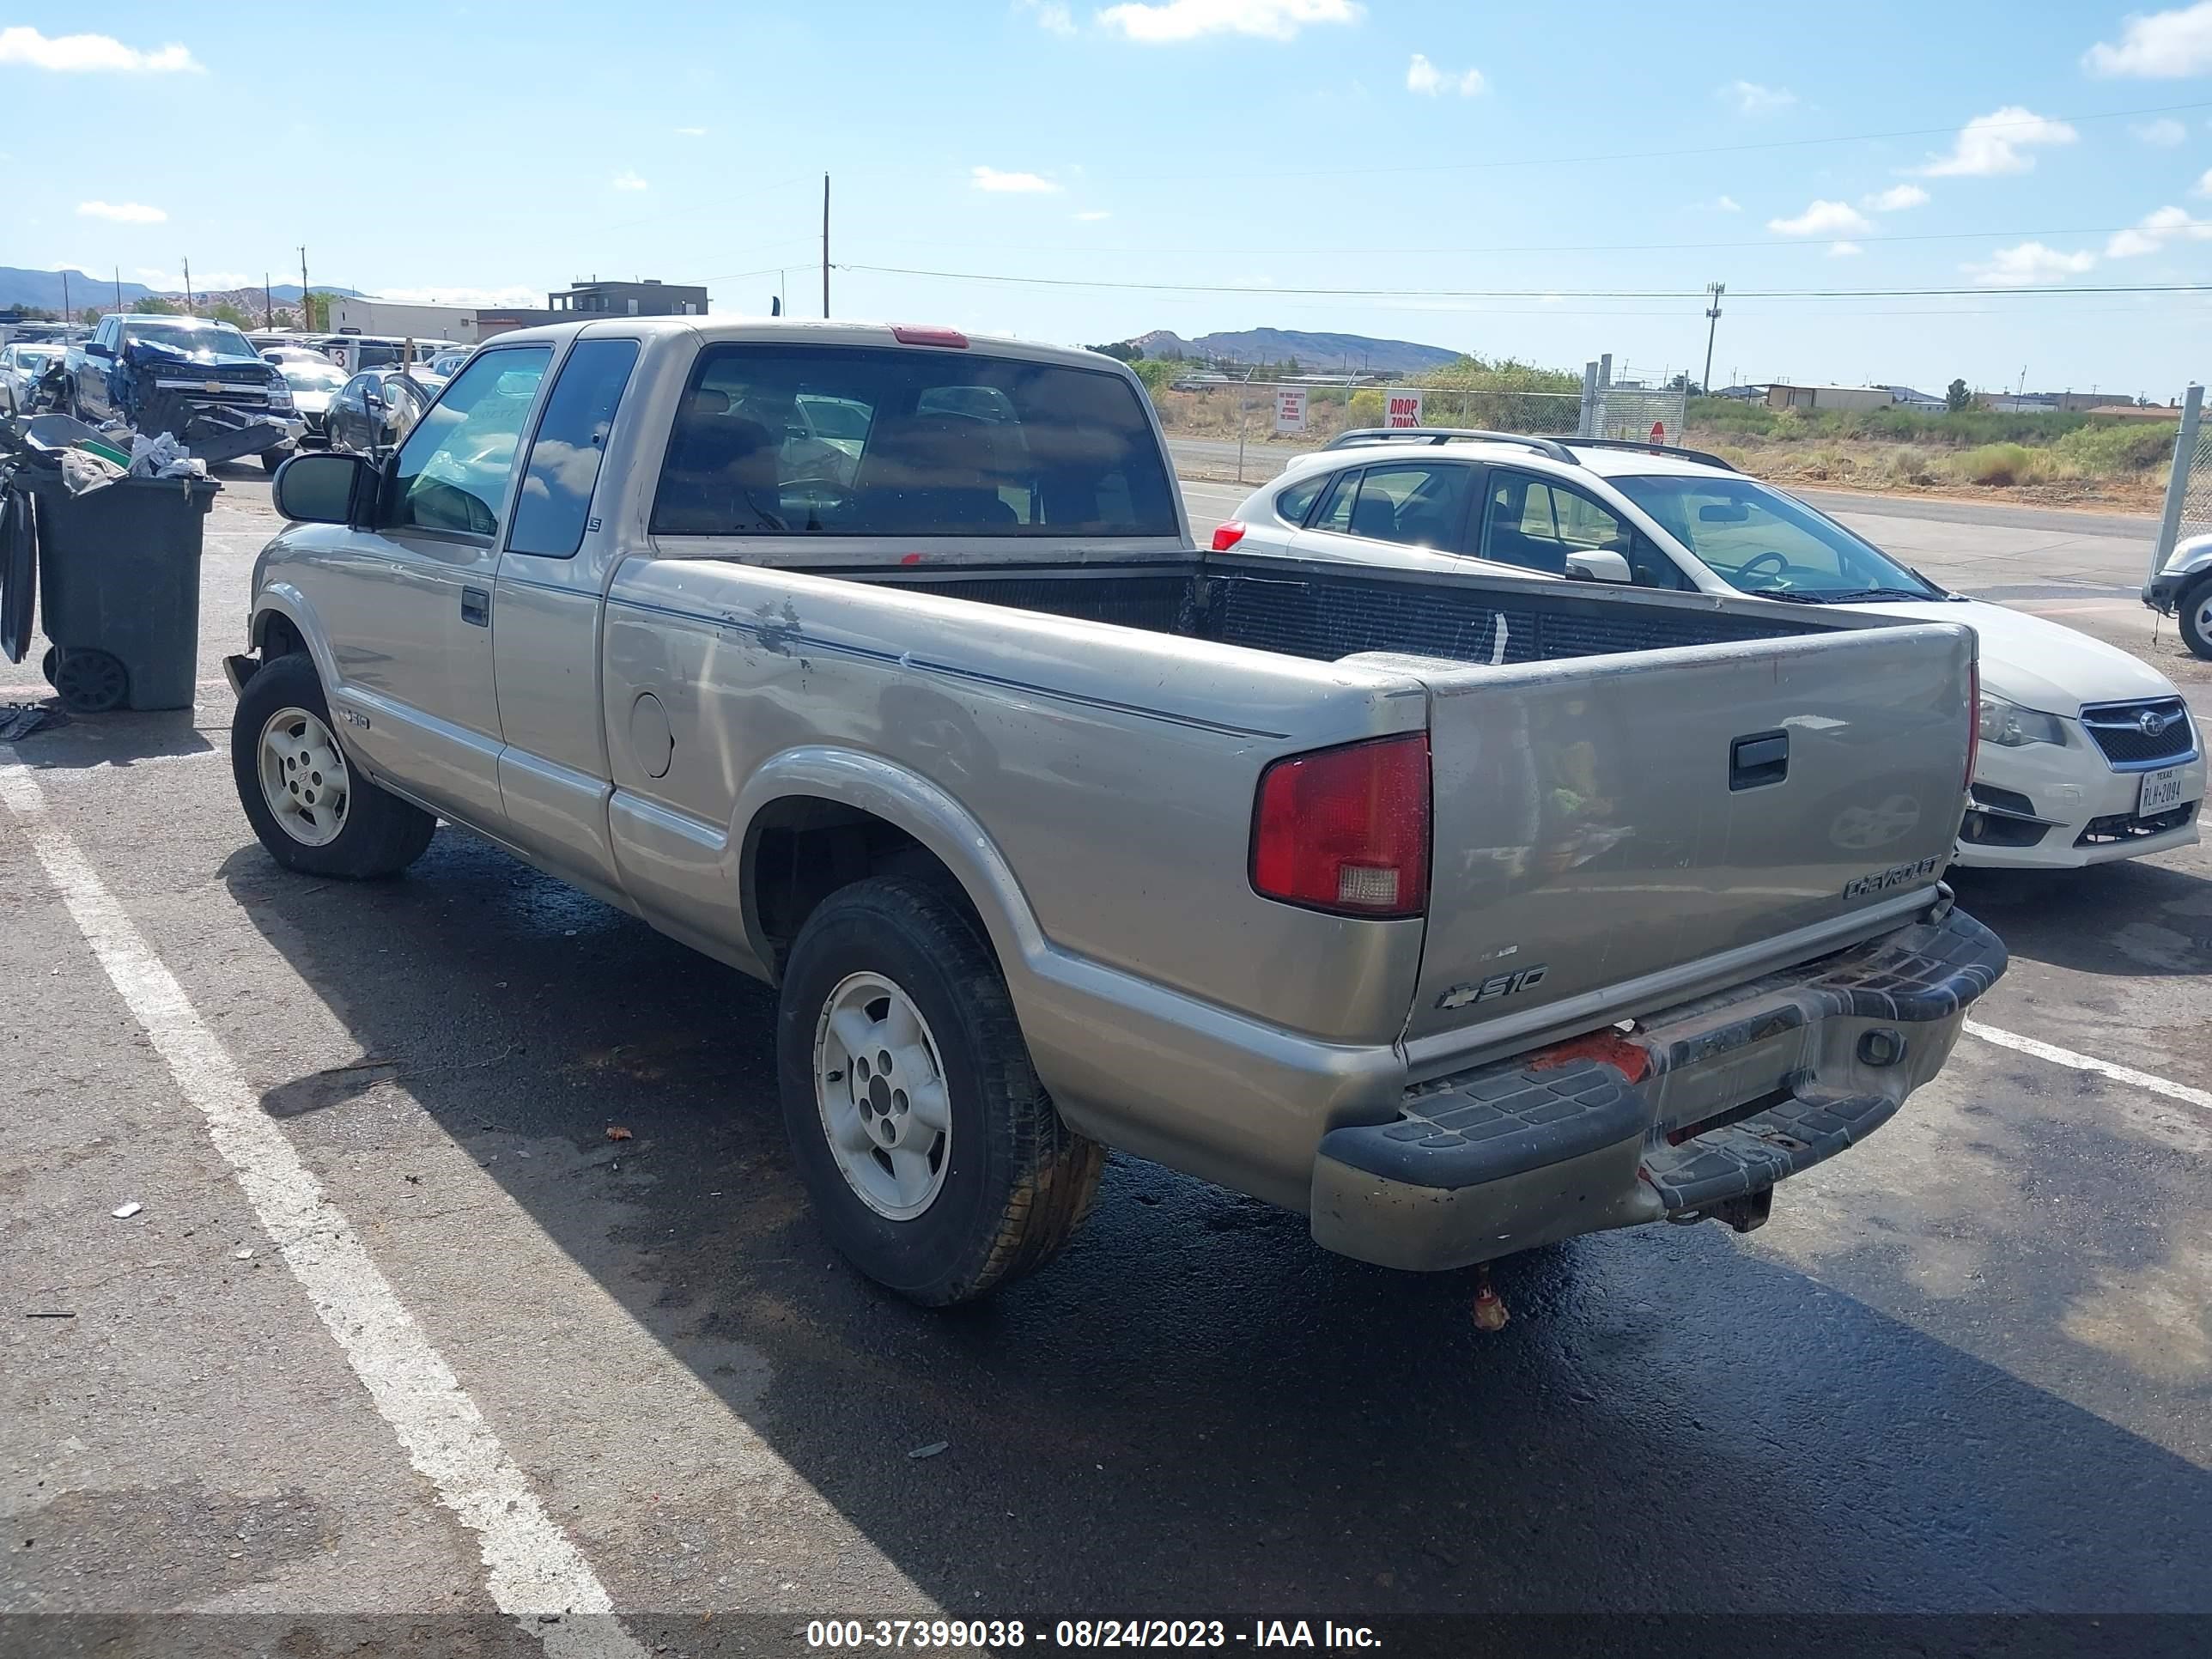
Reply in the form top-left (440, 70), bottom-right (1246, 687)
top-left (1611, 473), bottom-right (1943, 600)
top-left (281, 362), bottom-right (347, 393)
top-left (123, 321), bottom-right (262, 362)
top-left (15, 347), bottom-right (58, 368)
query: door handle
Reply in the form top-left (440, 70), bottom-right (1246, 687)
top-left (1729, 730), bottom-right (1789, 791)
top-left (460, 586), bottom-right (490, 628)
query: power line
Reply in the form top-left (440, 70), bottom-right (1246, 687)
top-left (834, 263), bottom-right (2212, 302)
top-left (848, 220), bottom-right (2212, 259)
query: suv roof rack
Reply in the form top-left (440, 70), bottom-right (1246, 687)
top-left (1323, 427), bottom-right (1577, 464)
top-left (1564, 436), bottom-right (1741, 472)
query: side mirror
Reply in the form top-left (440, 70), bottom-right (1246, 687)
top-left (1565, 548), bottom-right (1633, 584)
top-left (273, 451), bottom-right (373, 526)
top-left (86, 341), bottom-right (113, 360)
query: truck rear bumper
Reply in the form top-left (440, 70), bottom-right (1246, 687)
top-left (1309, 899), bottom-right (2005, 1271)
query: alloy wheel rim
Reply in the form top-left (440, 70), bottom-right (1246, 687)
top-left (812, 971), bottom-right (952, 1220)
top-left (257, 706), bottom-right (350, 847)
top-left (2196, 592), bottom-right (2212, 641)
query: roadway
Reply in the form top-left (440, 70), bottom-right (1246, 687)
top-left (2, 467), bottom-right (2208, 1653)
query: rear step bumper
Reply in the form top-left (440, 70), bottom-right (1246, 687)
top-left (1310, 899), bottom-right (2005, 1271)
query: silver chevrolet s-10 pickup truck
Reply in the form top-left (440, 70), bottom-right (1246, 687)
top-left (227, 319), bottom-right (2005, 1305)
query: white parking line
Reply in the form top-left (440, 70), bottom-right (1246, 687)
top-left (1965, 1018), bottom-right (2212, 1115)
top-left (0, 755), bottom-right (647, 1659)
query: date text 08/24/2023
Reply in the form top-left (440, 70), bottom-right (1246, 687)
top-left (805, 1619), bottom-right (1382, 1649)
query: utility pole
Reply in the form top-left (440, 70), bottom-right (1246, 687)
top-left (299, 246), bottom-right (310, 331)
top-left (1700, 281), bottom-right (1724, 395)
top-left (61, 269), bottom-right (70, 323)
top-left (264, 274), bottom-right (274, 330)
top-left (821, 173), bottom-right (830, 319)
top-left (114, 267), bottom-right (125, 312)
top-left (183, 256), bottom-right (194, 314)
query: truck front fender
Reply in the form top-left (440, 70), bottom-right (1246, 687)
top-left (250, 582), bottom-right (343, 690)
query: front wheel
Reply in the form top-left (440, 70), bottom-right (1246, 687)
top-left (2179, 574), bottom-right (2212, 660)
top-left (777, 877), bottom-right (1103, 1305)
top-left (259, 448), bottom-right (289, 475)
top-left (230, 652), bottom-right (436, 878)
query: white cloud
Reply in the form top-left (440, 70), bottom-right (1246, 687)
top-left (368, 285), bottom-right (544, 308)
top-left (1720, 79), bottom-right (1796, 116)
top-left (2134, 116), bottom-right (2190, 146)
top-left (2106, 204), bottom-right (2212, 257)
top-left (1918, 106), bottom-right (2078, 177)
top-left (2198, 167), bottom-right (2212, 195)
top-left (611, 170), bottom-right (648, 191)
top-left (2085, 3), bottom-right (2212, 76)
top-left (1406, 52), bottom-right (1483, 95)
top-left (76, 200), bottom-right (166, 223)
top-left (1015, 0), bottom-right (1077, 33)
top-left (1096, 0), bottom-right (1362, 44)
top-left (972, 165), bottom-right (1060, 192)
top-left (1708, 194), bottom-right (1741, 212)
top-left (1863, 184), bottom-right (1929, 211)
top-left (1966, 241), bottom-right (2098, 287)
top-left (0, 26), bottom-right (200, 72)
top-left (1827, 240), bottom-right (1863, 258)
top-left (1073, 209), bottom-right (1112, 220)
top-left (1767, 198), bottom-right (1874, 237)
top-left (674, 125), bottom-right (708, 137)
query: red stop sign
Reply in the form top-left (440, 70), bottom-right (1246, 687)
top-left (1649, 420), bottom-right (1667, 447)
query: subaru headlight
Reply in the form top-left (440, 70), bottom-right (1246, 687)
top-left (1977, 694), bottom-right (2066, 748)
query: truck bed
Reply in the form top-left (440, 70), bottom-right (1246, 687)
top-left (849, 550), bottom-right (1824, 667)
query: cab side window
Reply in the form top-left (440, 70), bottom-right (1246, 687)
top-left (386, 347), bottom-right (551, 538)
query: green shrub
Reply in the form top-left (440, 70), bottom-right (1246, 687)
top-left (2052, 421), bottom-right (2178, 473)
top-left (1346, 389), bottom-right (1382, 426)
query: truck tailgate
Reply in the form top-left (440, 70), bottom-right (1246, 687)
top-left (1405, 622), bottom-right (1974, 1048)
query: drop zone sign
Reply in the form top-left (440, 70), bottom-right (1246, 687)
top-left (1384, 390), bottom-right (1425, 428)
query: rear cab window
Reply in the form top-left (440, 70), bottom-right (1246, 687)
top-left (507, 338), bottom-right (641, 557)
top-left (650, 343), bottom-right (1178, 538)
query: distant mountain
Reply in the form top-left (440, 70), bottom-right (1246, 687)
top-left (0, 266), bottom-right (363, 314)
top-left (1125, 326), bottom-right (1463, 376)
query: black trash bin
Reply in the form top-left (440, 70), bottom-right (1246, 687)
top-left (28, 472), bottom-right (219, 713)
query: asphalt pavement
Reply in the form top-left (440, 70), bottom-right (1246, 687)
top-left (3, 467), bottom-right (2209, 1655)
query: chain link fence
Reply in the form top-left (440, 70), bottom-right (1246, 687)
top-left (2153, 384), bottom-right (2210, 584)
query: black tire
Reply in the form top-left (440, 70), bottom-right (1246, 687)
top-left (2179, 574), bottom-right (2212, 661)
top-left (777, 877), bottom-right (1103, 1305)
top-left (259, 449), bottom-right (289, 475)
top-left (230, 652), bottom-right (436, 878)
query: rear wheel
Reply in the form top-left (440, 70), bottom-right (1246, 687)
top-left (230, 652), bottom-right (435, 878)
top-left (2180, 574), bottom-right (2212, 660)
top-left (52, 647), bottom-right (127, 713)
top-left (777, 877), bottom-right (1103, 1305)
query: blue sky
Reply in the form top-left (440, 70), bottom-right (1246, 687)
top-left (5, 0), bottom-right (2211, 396)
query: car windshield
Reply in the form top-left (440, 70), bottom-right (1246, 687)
top-left (281, 362), bottom-right (347, 392)
top-left (1610, 473), bottom-right (1944, 600)
top-left (15, 347), bottom-right (58, 368)
top-left (122, 321), bottom-right (263, 362)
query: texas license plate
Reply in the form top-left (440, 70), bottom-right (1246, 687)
top-left (2138, 766), bottom-right (2189, 814)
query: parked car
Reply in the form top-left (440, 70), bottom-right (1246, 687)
top-left (323, 368), bottom-right (437, 453)
top-left (261, 344), bottom-right (336, 368)
top-left (64, 313), bottom-right (304, 471)
top-left (227, 319), bottom-right (2002, 1308)
top-left (425, 348), bottom-right (471, 380)
top-left (272, 358), bottom-right (350, 448)
top-left (2145, 532), bottom-right (2212, 660)
top-left (0, 342), bottom-right (64, 415)
top-left (1224, 430), bottom-right (2203, 871)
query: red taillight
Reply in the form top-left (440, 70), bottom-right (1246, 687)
top-left (891, 325), bottom-right (969, 349)
top-left (1251, 734), bottom-right (1431, 919)
top-left (1965, 659), bottom-right (1980, 790)
top-left (1212, 520), bottom-right (1247, 551)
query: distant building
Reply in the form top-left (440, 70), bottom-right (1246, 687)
top-left (1765, 383), bottom-right (1902, 414)
top-left (1876, 385), bottom-right (1947, 410)
top-left (476, 278), bottom-right (708, 337)
top-left (328, 297), bottom-right (478, 344)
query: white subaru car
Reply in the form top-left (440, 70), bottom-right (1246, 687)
top-left (1218, 429), bottom-right (2203, 871)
